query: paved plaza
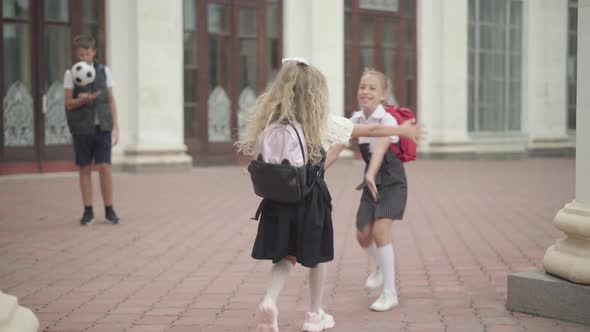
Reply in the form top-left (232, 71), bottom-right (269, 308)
top-left (1, 159), bottom-right (588, 332)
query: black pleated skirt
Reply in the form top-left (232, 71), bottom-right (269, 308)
top-left (251, 169), bottom-right (333, 268)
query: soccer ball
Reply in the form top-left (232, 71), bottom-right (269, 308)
top-left (72, 61), bottom-right (96, 86)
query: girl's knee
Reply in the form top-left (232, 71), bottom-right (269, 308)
top-left (356, 231), bottom-right (372, 248)
top-left (284, 256), bottom-right (296, 265)
top-left (372, 219), bottom-right (394, 244)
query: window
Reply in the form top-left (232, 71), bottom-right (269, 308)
top-left (567, 0), bottom-right (578, 131)
top-left (183, 0), bottom-right (198, 139)
top-left (344, 0), bottom-right (417, 116)
top-left (182, 0), bottom-right (282, 155)
top-left (1, 0), bottom-right (105, 164)
top-left (468, 0), bottom-right (523, 133)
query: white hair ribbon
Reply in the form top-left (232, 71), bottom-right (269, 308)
top-left (281, 57), bottom-right (310, 66)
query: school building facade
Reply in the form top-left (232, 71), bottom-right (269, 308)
top-left (0, 0), bottom-right (580, 174)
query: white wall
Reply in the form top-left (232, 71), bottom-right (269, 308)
top-left (135, 0), bottom-right (185, 146)
top-left (577, 0), bottom-right (590, 203)
top-left (283, 0), bottom-right (344, 117)
top-left (106, 0), bottom-right (136, 159)
top-left (524, 0), bottom-right (569, 143)
top-left (417, 0), bottom-right (472, 152)
top-left (417, 0), bottom-right (572, 155)
top-left (106, 0), bottom-right (191, 170)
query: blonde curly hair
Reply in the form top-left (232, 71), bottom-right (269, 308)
top-left (236, 61), bottom-right (329, 164)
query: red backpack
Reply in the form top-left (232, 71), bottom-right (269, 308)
top-left (383, 104), bottom-right (417, 163)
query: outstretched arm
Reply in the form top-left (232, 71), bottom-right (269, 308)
top-left (322, 115), bottom-right (422, 170)
top-left (324, 144), bottom-right (346, 170)
top-left (351, 119), bottom-right (419, 142)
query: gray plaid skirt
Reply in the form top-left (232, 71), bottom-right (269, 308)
top-left (355, 151), bottom-right (407, 231)
top-left (356, 181), bottom-right (407, 231)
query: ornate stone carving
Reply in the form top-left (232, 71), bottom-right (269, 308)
top-left (208, 85), bottom-right (232, 142)
top-left (44, 81), bottom-right (71, 145)
top-left (3, 81), bottom-right (34, 147)
top-left (238, 86), bottom-right (256, 136)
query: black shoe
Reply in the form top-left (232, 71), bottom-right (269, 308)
top-left (106, 208), bottom-right (119, 225)
top-left (80, 210), bottom-right (95, 226)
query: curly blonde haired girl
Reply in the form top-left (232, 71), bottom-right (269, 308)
top-left (237, 60), bottom-right (329, 164)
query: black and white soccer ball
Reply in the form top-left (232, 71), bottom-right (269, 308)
top-left (72, 61), bottom-right (96, 87)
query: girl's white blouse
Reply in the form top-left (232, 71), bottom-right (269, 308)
top-left (322, 115), bottom-right (354, 151)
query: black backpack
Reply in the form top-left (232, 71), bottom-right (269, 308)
top-left (248, 122), bottom-right (310, 204)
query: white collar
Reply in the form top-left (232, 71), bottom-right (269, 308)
top-left (359, 104), bottom-right (386, 120)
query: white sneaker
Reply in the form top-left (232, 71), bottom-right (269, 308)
top-left (369, 290), bottom-right (398, 312)
top-left (365, 268), bottom-right (383, 289)
top-left (301, 308), bottom-right (335, 331)
top-left (256, 297), bottom-right (279, 332)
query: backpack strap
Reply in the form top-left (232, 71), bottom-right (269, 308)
top-left (287, 122), bottom-right (306, 164)
top-left (252, 200), bottom-right (265, 221)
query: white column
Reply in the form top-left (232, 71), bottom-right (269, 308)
top-left (417, 0), bottom-right (474, 155)
top-left (575, 1), bottom-right (590, 205)
top-left (106, 0), bottom-right (192, 171)
top-left (524, 0), bottom-right (571, 151)
top-left (105, 0), bottom-right (135, 161)
top-left (283, 0), bottom-right (312, 61)
top-left (0, 291), bottom-right (39, 332)
top-left (543, 0), bottom-right (590, 284)
top-left (283, 0), bottom-right (344, 117)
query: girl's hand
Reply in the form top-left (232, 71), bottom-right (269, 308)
top-left (365, 173), bottom-right (378, 201)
